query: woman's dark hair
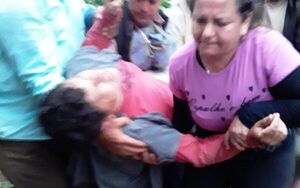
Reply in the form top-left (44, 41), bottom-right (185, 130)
top-left (187, 0), bottom-right (196, 13)
top-left (235, 0), bottom-right (264, 28)
top-left (39, 85), bottom-right (107, 147)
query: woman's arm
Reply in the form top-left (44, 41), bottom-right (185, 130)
top-left (172, 96), bottom-right (195, 133)
top-left (226, 66), bottom-right (300, 148)
top-left (237, 66), bottom-right (300, 128)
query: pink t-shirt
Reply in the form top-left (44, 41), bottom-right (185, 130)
top-left (119, 60), bottom-right (173, 120)
top-left (169, 27), bottom-right (300, 132)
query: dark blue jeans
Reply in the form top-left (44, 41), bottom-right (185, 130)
top-left (181, 129), bottom-right (296, 188)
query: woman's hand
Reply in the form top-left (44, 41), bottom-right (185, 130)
top-left (224, 116), bottom-right (249, 151)
top-left (94, 0), bottom-right (123, 19)
top-left (93, 0), bottom-right (122, 39)
top-left (132, 152), bottom-right (160, 165)
top-left (102, 24), bottom-right (119, 39)
top-left (103, 0), bottom-right (123, 38)
top-left (249, 113), bottom-right (288, 146)
top-left (104, 0), bottom-right (123, 16)
top-left (97, 115), bottom-right (148, 157)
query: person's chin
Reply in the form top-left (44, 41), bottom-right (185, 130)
top-left (199, 46), bottom-right (219, 56)
top-left (134, 18), bottom-right (150, 28)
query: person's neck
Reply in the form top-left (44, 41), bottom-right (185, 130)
top-left (200, 50), bottom-right (236, 73)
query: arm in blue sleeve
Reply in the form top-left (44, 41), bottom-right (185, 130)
top-left (238, 66), bottom-right (300, 128)
top-left (0, 2), bottom-right (65, 99)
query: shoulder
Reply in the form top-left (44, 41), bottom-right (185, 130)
top-left (244, 27), bottom-right (290, 49)
top-left (238, 26), bottom-right (297, 60)
top-left (170, 41), bottom-right (197, 70)
top-left (169, 41), bottom-right (197, 89)
top-left (0, 1), bottom-right (49, 37)
top-left (243, 27), bottom-right (300, 86)
top-left (0, 0), bottom-right (44, 17)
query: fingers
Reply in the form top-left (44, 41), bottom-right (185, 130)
top-left (102, 24), bottom-right (119, 38)
top-left (94, 6), bottom-right (103, 20)
top-left (250, 113), bottom-right (288, 146)
top-left (225, 130), bottom-right (248, 151)
top-left (249, 113), bottom-right (275, 140)
top-left (258, 113), bottom-right (274, 129)
top-left (118, 134), bottom-right (147, 148)
top-left (233, 136), bottom-right (248, 150)
top-left (224, 131), bottom-right (230, 150)
top-left (260, 113), bottom-right (281, 145)
top-left (228, 132), bottom-right (248, 151)
top-left (104, 0), bottom-right (123, 16)
top-left (98, 116), bottom-right (147, 157)
top-left (116, 143), bottom-right (148, 156)
top-left (259, 113), bottom-right (287, 145)
top-left (102, 134), bottom-right (147, 157)
top-left (131, 152), bottom-right (160, 165)
top-left (132, 154), bottom-right (142, 161)
top-left (112, 145), bottom-right (147, 157)
top-left (113, 116), bottom-right (131, 128)
top-left (103, 115), bottom-right (131, 129)
top-left (224, 116), bottom-right (249, 150)
top-left (140, 152), bottom-right (160, 165)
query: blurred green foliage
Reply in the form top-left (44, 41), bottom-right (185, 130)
top-left (84, 0), bottom-right (103, 5)
top-left (84, 0), bottom-right (170, 8)
top-left (161, 0), bottom-right (170, 9)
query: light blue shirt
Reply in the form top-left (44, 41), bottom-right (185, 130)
top-left (0, 0), bottom-right (93, 140)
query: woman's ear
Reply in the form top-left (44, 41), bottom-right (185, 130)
top-left (240, 12), bottom-right (252, 36)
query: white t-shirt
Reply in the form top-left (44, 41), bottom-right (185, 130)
top-left (262, 0), bottom-right (288, 33)
top-left (165, 0), bottom-right (193, 51)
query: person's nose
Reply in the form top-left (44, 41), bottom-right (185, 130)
top-left (139, 1), bottom-right (149, 12)
top-left (202, 23), bottom-right (215, 39)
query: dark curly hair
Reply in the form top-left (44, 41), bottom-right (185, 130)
top-left (39, 84), bottom-right (107, 147)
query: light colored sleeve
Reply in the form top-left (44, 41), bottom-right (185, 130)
top-left (261, 30), bottom-right (300, 87)
top-left (0, 2), bottom-right (66, 98)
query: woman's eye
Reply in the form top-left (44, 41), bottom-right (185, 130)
top-left (197, 18), bottom-right (207, 25)
top-left (149, 0), bottom-right (158, 4)
top-left (215, 20), bottom-right (228, 27)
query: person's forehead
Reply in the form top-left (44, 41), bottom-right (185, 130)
top-left (195, 0), bottom-right (236, 7)
top-left (193, 0), bottom-right (238, 14)
top-left (129, 0), bottom-right (161, 3)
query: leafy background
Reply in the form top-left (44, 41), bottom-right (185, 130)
top-left (84, 0), bottom-right (170, 8)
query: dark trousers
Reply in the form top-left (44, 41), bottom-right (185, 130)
top-left (0, 140), bottom-right (68, 188)
top-left (182, 129), bottom-right (296, 188)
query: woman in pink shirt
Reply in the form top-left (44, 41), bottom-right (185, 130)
top-left (168, 0), bottom-right (300, 187)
